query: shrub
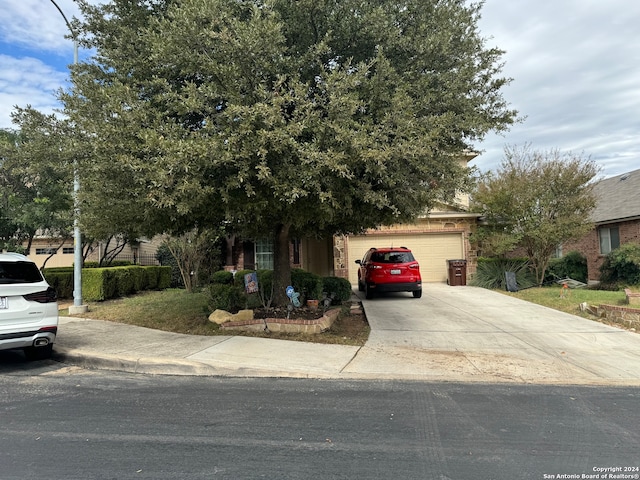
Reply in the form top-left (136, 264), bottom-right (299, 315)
top-left (322, 276), bottom-right (352, 304)
top-left (143, 266), bottom-right (159, 289)
top-left (254, 270), bottom-right (274, 305)
top-left (84, 260), bottom-right (133, 268)
top-left (211, 270), bottom-right (234, 285)
top-left (599, 242), bottom-right (640, 287)
top-left (111, 267), bottom-right (134, 297)
top-left (470, 257), bottom-right (537, 290)
top-left (291, 268), bottom-right (323, 300)
top-left (43, 269), bottom-right (74, 299)
top-left (206, 283), bottom-right (243, 313)
top-left (155, 244), bottom-right (183, 288)
top-left (44, 265), bottom-right (170, 300)
top-left (82, 268), bottom-right (117, 301)
top-left (546, 251), bottom-right (588, 284)
top-left (233, 269), bottom-right (254, 288)
top-left (206, 269), bottom-right (273, 310)
top-left (207, 269), bottom-right (354, 309)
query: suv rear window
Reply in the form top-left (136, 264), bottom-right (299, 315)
top-left (370, 252), bottom-right (415, 263)
top-left (0, 261), bottom-right (44, 284)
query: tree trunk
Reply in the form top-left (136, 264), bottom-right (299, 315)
top-left (272, 223), bottom-right (292, 307)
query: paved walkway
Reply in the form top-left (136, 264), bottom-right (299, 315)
top-left (54, 284), bottom-right (640, 385)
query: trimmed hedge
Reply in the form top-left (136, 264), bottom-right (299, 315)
top-left (291, 268), bottom-right (323, 301)
top-left (43, 265), bottom-right (171, 301)
top-left (206, 269), bottom-right (353, 312)
top-left (43, 268), bottom-right (74, 299)
top-left (321, 276), bottom-right (352, 304)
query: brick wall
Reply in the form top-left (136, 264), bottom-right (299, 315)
top-left (564, 219), bottom-right (640, 282)
top-left (594, 304), bottom-right (640, 331)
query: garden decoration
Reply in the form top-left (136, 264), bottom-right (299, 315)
top-left (322, 292), bottom-right (336, 314)
top-left (285, 285), bottom-right (301, 319)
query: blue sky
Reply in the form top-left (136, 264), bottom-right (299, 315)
top-left (1, 0), bottom-right (639, 178)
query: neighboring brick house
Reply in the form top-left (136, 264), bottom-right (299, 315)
top-left (564, 168), bottom-right (640, 283)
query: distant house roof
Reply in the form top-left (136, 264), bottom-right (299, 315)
top-left (591, 168), bottom-right (640, 224)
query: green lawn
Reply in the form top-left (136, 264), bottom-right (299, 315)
top-left (67, 289), bottom-right (216, 336)
top-left (502, 286), bottom-right (628, 319)
top-left (60, 288), bottom-right (370, 345)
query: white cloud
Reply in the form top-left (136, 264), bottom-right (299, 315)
top-left (0, 55), bottom-right (67, 129)
top-left (0, 0), bottom-right (81, 54)
top-left (473, 0), bottom-right (640, 178)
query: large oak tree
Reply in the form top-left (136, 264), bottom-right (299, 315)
top-left (64, 0), bottom-right (517, 305)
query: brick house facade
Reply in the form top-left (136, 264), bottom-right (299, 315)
top-left (564, 219), bottom-right (640, 283)
top-left (563, 169), bottom-right (640, 283)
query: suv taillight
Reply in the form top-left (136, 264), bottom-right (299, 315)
top-left (24, 287), bottom-right (57, 303)
top-left (409, 263), bottom-right (420, 269)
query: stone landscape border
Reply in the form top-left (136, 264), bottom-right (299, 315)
top-left (624, 288), bottom-right (640, 306)
top-left (594, 302), bottom-right (640, 331)
top-left (219, 308), bottom-right (341, 334)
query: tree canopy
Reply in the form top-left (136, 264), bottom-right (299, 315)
top-left (472, 145), bottom-right (600, 285)
top-left (64, 0), bottom-right (517, 304)
top-left (0, 109), bottom-right (74, 257)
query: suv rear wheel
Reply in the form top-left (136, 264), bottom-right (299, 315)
top-left (24, 344), bottom-right (53, 361)
top-left (365, 283), bottom-right (375, 300)
top-left (413, 289), bottom-right (422, 299)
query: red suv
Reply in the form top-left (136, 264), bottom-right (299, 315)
top-left (355, 247), bottom-right (422, 299)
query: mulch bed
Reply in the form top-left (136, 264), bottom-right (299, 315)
top-left (252, 306), bottom-right (327, 320)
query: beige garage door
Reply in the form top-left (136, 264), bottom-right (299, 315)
top-left (347, 233), bottom-right (464, 284)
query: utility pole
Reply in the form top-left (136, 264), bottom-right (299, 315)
top-left (49, 0), bottom-right (87, 314)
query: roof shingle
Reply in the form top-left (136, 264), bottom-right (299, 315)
top-left (591, 168), bottom-right (640, 224)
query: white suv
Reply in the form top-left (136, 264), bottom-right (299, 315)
top-left (0, 253), bottom-right (58, 360)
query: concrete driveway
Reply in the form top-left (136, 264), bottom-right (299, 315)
top-left (345, 283), bottom-right (640, 385)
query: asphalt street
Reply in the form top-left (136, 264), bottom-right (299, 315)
top-left (1, 370), bottom-right (638, 480)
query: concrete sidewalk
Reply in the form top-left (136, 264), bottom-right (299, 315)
top-left (54, 316), bottom-right (361, 378)
top-left (53, 284), bottom-right (640, 385)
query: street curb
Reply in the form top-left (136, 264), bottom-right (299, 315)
top-left (52, 347), bottom-right (344, 379)
top-left (53, 347), bottom-right (222, 376)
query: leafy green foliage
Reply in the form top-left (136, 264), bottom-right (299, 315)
top-left (210, 270), bottom-right (234, 285)
top-left (155, 243), bottom-right (184, 288)
top-left (472, 145), bottom-right (600, 285)
top-left (206, 283), bottom-right (243, 313)
top-left (43, 269), bottom-right (74, 299)
top-left (599, 242), bottom-right (640, 287)
top-left (470, 257), bottom-right (536, 291)
top-left (321, 276), bottom-right (353, 304)
top-left (0, 111), bottom-right (74, 252)
top-left (161, 229), bottom-right (222, 292)
top-left (291, 268), bottom-right (323, 301)
top-left (207, 269), bottom-right (351, 311)
top-left (546, 251), bottom-right (588, 284)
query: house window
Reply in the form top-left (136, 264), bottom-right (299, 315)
top-left (599, 226), bottom-right (620, 254)
top-left (255, 239), bottom-right (274, 270)
top-left (292, 238), bottom-right (301, 265)
top-left (62, 247), bottom-right (74, 254)
top-left (553, 245), bottom-right (563, 258)
top-left (35, 248), bottom-right (58, 255)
